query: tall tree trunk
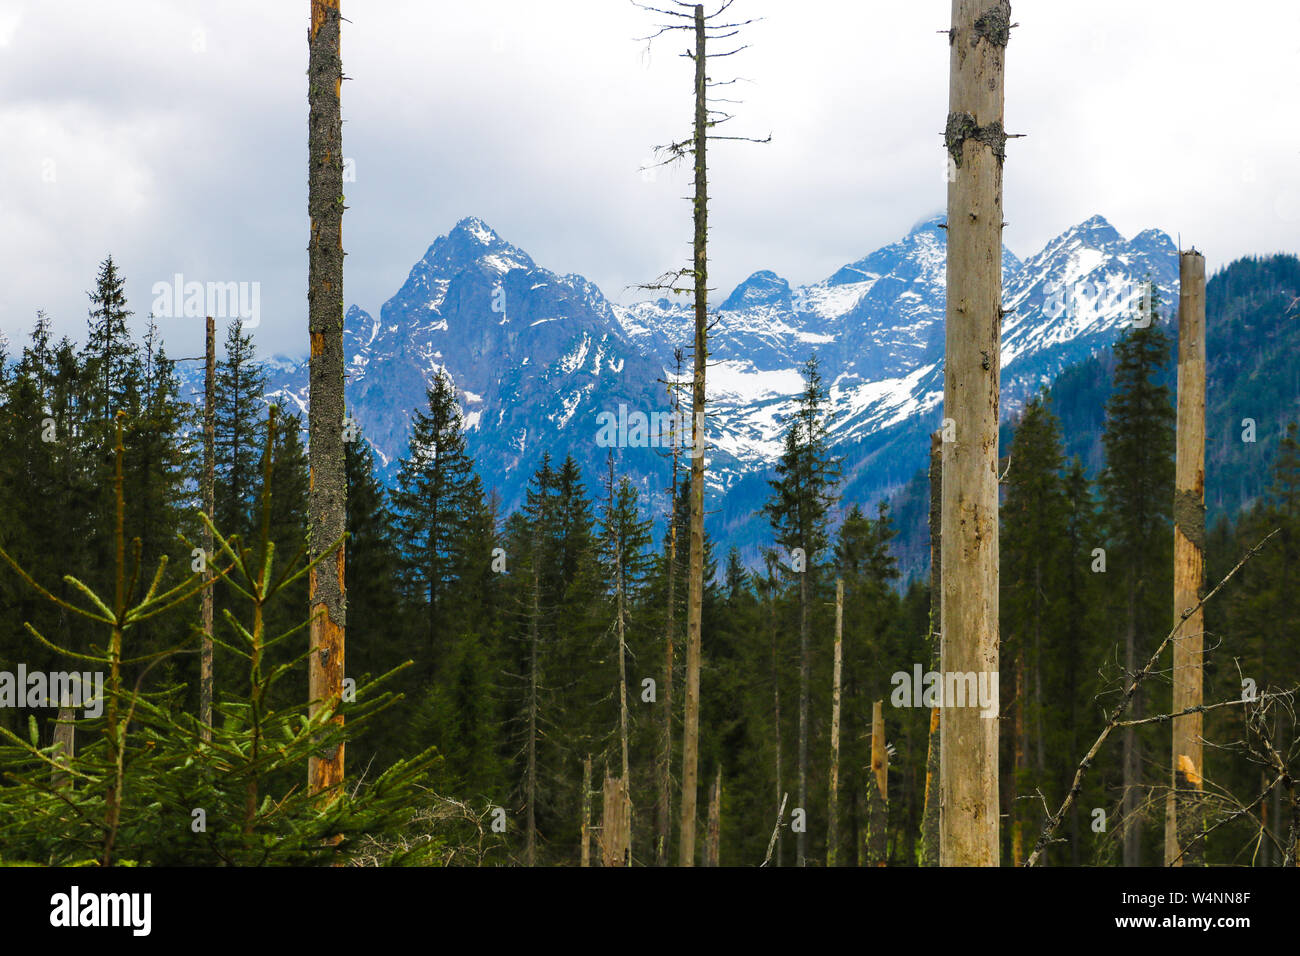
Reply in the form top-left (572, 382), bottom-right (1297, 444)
top-left (1167, 249), bottom-right (1207, 865)
top-left (525, 563), bottom-right (540, 866)
top-left (679, 2), bottom-right (708, 868)
top-left (827, 577), bottom-right (844, 866)
top-left (921, 431), bottom-right (942, 866)
top-left (1122, 587), bottom-right (1141, 866)
top-left (200, 314), bottom-right (215, 742)
top-left (581, 755), bottom-right (592, 867)
top-left (797, 560), bottom-right (809, 866)
top-left (307, 0), bottom-right (346, 797)
top-left (867, 699), bottom-right (889, 866)
top-left (705, 767), bottom-right (722, 866)
top-left (1012, 642), bottom-right (1025, 864)
top-left (771, 596), bottom-right (784, 868)
top-left (940, 0), bottom-right (1008, 867)
top-left (656, 372), bottom-right (682, 865)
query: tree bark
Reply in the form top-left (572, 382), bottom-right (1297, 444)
top-left (679, 2), bottom-right (708, 868)
top-left (827, 577), bottom-right (844, 866)
top-left (940, 0), bottom-right (1008, 867)
top-left (705, 766), bottom-right (722, 866)
top-left (307, 0), bottom-right (347, 798)
top-left (867, 699), bottom-right (889, 866)
top-left (921, 430), bottom-right (942, 866)
top-left (1166, 249), bottom-right (1207, 865)
top-left (581, 755), bottom-right (592, 867)
top-left (602, 775), bottom-right (632, 867)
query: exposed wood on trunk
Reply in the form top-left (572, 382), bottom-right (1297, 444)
top-left (307, 0), bottom-right (346, 798)
top-left (581, 755), bottom-right (592, 867)
top-left (679, 1), bottom-right (708, 868)
top-left (602, 775), bottom-right (632, 867)
top-left (705, 766), bottom-right (722, 866)
top-left (921, 430), bottom-right (942, 866)
top-left (1012, 643), bottom-right (1025, 864)
top-left (200, 314), bottom-right (215, 742)
top-left (1167, 249), bottom-right (1207, 866)
top-left (940, 0), bottom-right (1008, 867)
top-left (867, 700), bottom-right (889, 866)
top-left (827, 577), bottom-right (844, 866)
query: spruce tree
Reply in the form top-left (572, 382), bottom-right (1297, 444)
top-left (763, 354), bottom-right (841, 866)
top-left (1099, 286), bottom-right (1175, 866)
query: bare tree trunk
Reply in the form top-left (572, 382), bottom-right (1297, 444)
top-left (51, 700), bottom-right (75, 791)
top-left (200, 314), bottom-right (215, 742)
top-left (922, 430), bottom-right (942, 866)
top-left (656, 359), bottom-right (682, 865)
top-left (1167, 249), bottom-right (1207, 866)
top-left (1012, 642), bottom-right (1025, 864)
top-left (771, 596), bottom-right (784, 868)
top-left (602, 775), bottom-right (632, 867)
top-left (525, 563), bottom-right (540, 867)
top-left (705, 766), bottom-right (722, 866)
top-left (307, 0), bottom-right (346, 798)
top-left (867, 700), bottom-right (889, 866)
top-left (581, 755), bottom-right (592, 867)
top-left (827, 577), bottom-right (844, 866)
top-left (939, 0), bottom-right (1008, 867)
top-left (796, 562), bottom-right (810, 866)
top-left (679, 2), bottom-right (708, 869)
top-left (1122, 589), bottom-right (1141, 866)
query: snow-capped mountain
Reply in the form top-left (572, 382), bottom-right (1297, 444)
top-left (194, 213), bottom-right (1179, 546)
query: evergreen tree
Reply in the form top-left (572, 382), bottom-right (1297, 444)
top-left (763, 354), bottom-right (841, 866)
top-left (1099, 286), bottom-right (1175, 866)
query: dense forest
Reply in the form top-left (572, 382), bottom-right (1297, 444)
top-left (0, 254), bottom-right (1296, 866)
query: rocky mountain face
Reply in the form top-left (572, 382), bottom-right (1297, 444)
top-left (202, 212), bottom-right (1180, 557)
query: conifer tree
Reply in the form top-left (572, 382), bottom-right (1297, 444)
top-left (392, 370), bottom-right (480, 677)
top-left (763, 355), bottom-right (841, 866)
top-left (1100, 287), bottom-right (1175, 866)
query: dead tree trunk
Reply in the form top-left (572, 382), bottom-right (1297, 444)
top-left (51, 700), bottom-right (75, 791)
top-left (827, 577), bottom-right (844, 866)
top-left (656, 354), bottom-right (683, 865)
top-left (307, 0), bottom-right (346, 797)
top-left (867, 700), bottom-right (889, 866)
top-left (200, 314), bottom-right (215, 742)
top-left (705, 766), bottom-right (722, 866)
top-left (602, 775), bottom-right (632, 867)
top-left (525, 563), bottom-right (540, 867)
top-left (581, 755), bottom-right (592, 867)
top-left (940, 0), bottom-right (1009, 867)
top-left (771, 589), bottom-right (784, 867)
top-left (1167, 249), bottom-right (1207, 866)
top-left (679, 2), bottom-right (708, 868)
top-left (796, 550), bottom-right (810, 867)
top-left (921, 431), bottom-right (942, 866)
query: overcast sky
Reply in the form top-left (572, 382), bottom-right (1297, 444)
top-left (1, 0), bottom-right (1297, 358)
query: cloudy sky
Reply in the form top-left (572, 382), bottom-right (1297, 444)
top-left (1, 0), bottom-right (1297, 358)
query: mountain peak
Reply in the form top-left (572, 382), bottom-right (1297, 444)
top-left (1072, 214), bottom-right (1120, 239)
top-left (452, 216), bottom-right (502, 246)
